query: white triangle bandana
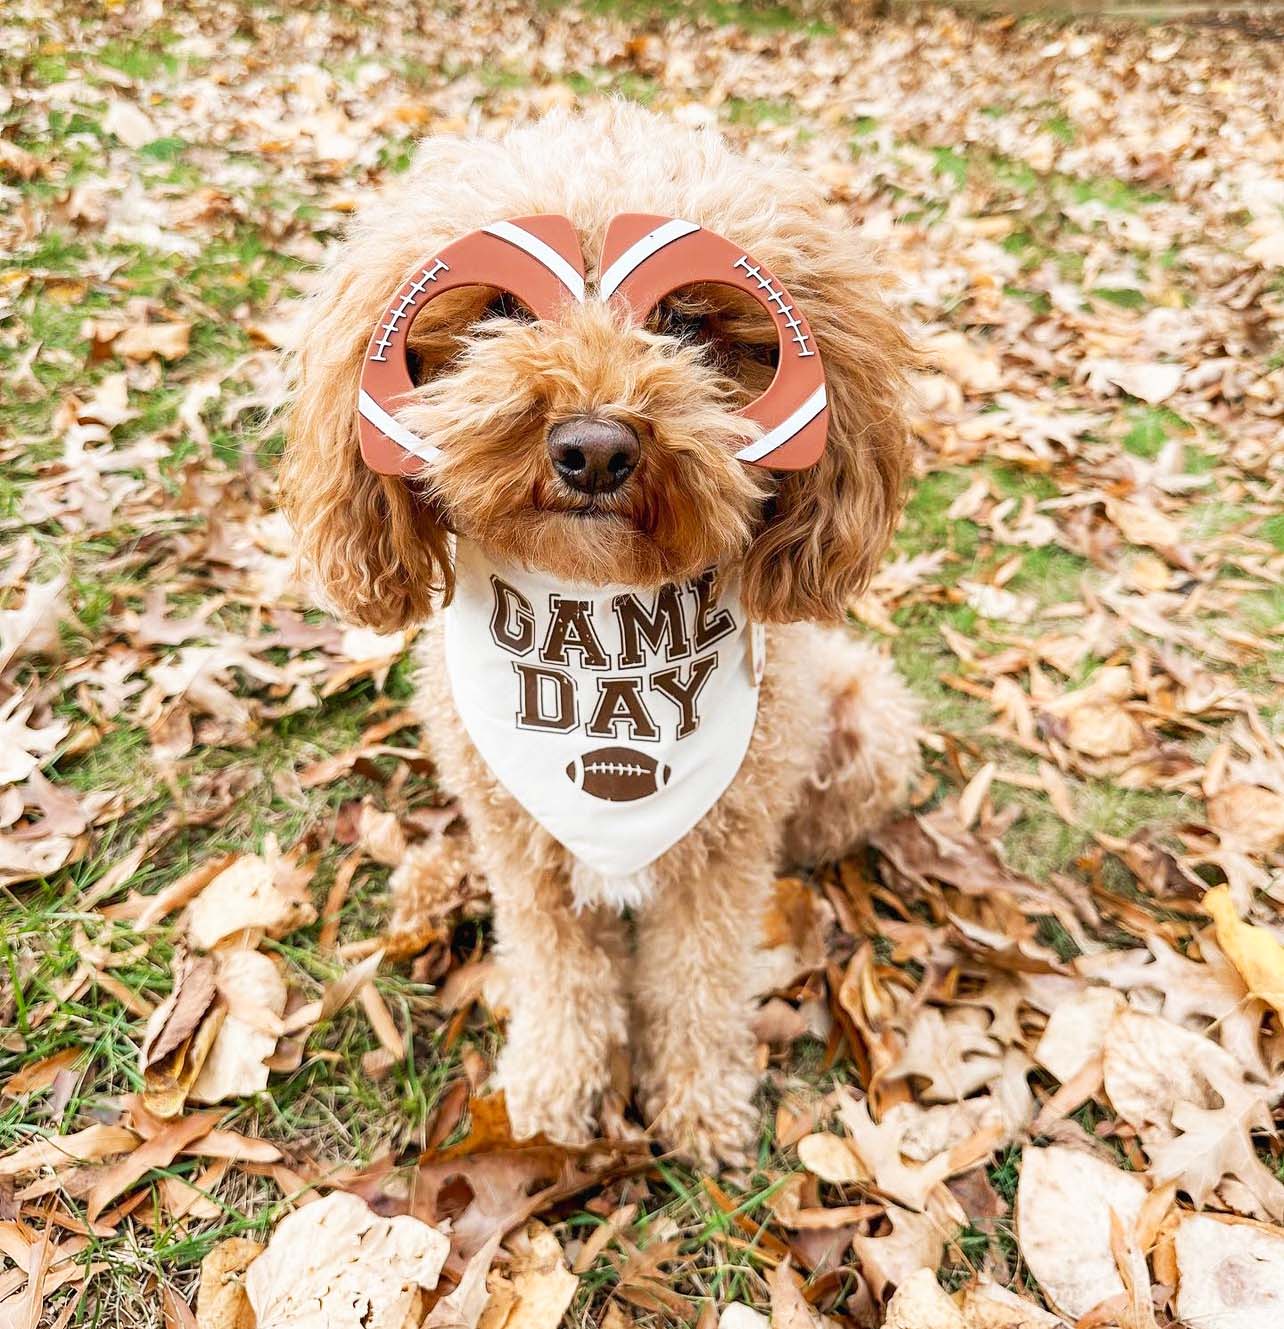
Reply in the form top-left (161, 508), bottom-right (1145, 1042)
top-left (443, 540), bottom-right (764, 878)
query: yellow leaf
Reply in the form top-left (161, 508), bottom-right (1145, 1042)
top-left (1205, 885), bottom-right (1284, 1018)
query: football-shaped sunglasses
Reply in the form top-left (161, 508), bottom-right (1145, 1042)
top-left (357, 214), bottom-right (828, 476)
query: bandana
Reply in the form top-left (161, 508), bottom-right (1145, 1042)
top-left (443, 540), bottom-right (764, 878)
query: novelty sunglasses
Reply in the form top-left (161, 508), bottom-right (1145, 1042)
top-left (358, 214), bottom-right (829, 476)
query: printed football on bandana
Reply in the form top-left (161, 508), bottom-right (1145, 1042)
top-left (444, 539), bottom-right (763, 878)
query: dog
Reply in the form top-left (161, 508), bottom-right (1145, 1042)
top-left (280, 103), bottom-right (921, 1167)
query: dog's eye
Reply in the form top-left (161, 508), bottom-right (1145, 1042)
top-left (648, 283), bottom-right (780, 403)
top-left (650, 299), bottom-right (707, 343)
top-left (481, 292), bottom-right (535, 324)
top-left (403, 285), bottom-right (532, 386)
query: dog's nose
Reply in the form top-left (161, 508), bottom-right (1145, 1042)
top-left (547, 417), bottom-right (640, 495)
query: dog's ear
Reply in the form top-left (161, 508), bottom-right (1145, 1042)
top-left (278, 259), bottom-right (451, 632)
top-left (739, 235), bottom-right (917, 624)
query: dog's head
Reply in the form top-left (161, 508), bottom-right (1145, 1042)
top-left (281, 104), bottom-right (916, 630)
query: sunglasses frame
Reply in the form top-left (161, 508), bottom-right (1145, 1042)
top-left (357, 213), bottom-right (829, 476)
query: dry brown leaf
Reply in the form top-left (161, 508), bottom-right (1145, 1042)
top-left (1206, 785), bottom-right (1284, 852)
top-left (186, 852), bottom-right (315, 951)
top-left (113, 320), bottom-right (192, 362)
top-left (850, 1205), bottom-right (945, 1305)
top-left (422, 1231), bottom-right (500, 1329)
top-left (0, 578), bottom-right (65, 674)
top-left (882, 1268), bottom-right (964, 1329)
top-left (718, 1307), bottom-right (768, 1329)
top-left (196, 1237), bottom-right (263, 1329)
top-left (86, 1111), bottom-right (217, 1223)
top-left (477, 1222), bottom-right (578, 1329)
top-left (0, 1124), bottom-right (138, 1177)
top-left (1101, 1007), bottom-right (1250, 1144)
top-left (129, 855), bottom-right (239, 930)
top-left (1062, 701), bottom-right (1145, 758)
top-left (140, 949), bottom-right (222, 1118)
top-left (1147, 1094), bottom-right (1284, 1220)
top-left (1204, 884), bottom-right (1284, 1016)
top-left (888, 1008), bottom-right (1003, 1103)
top-left (190, 949), bottom-right (287, 1104)
top-left (0, 693), bottom-right (69, 786)
top-left (385, 837), bottom-right (474, 958)
top-left (102, 99), bottom-right (156, 148)
top-left (924, 332), bottom-right (1002, 394)
top-left (767, 1260), bottom-right (821, 1329)
top-left (1033, 985), bottom-right (1123, 1084)
top-left (958, 1279), bottom-right (1064, 1328)
top-left (837, 1094), bottom-right (956, 1212)
top-left (1173, 1213), bottom-right (1284, 1329)
top-left (244, 1191), bottom-right (449, 1329)
top-left (347, 1093), bottom-right (646, 1268)
top-left (1014, 1145), bottom-right (1146, 1321)
top-left (796, 1132), bottom-right (865, 1185)
top-left (1, 1047), bottom-right (82, 1100)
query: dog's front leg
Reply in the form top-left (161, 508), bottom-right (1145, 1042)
top-left (490, 864), bottom-right (629, 1144)
top-left (631, 853), bottom-right (770, 1169)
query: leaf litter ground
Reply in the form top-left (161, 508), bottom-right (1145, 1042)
top-left (1, 1), bottom-right (1283, 1326)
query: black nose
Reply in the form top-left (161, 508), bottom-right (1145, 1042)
top-left (547, 417), bottom-right (640, 495)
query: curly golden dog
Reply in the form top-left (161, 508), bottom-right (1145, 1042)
top-left (281, 103), bottom-right (920, 1167)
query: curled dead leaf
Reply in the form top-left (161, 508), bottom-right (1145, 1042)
top-left (196, 1237), bottom-right (264, 1329)
top-left (186, 851), bottom-right (315, 950)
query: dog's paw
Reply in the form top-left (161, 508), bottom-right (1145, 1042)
top-left (641, 1068), bottom-right (760, 1171)
top-left (495, 1046), bottom-right (599, 1145)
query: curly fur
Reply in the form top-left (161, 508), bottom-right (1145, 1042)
top-left (280, 104), bottom-right (922, 1166)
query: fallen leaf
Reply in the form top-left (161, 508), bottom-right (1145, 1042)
top-left (1033, 985), bottom-right (1123, 1083)
top-left (190, 949), bottom-right (288, 1103)
top-left (882, 1268), bottom-right (964, 1329)
top-left (140, 949), bottom-right (222, 1118)
top-left (1147, 1094), bottom-right (1284, 1220)
top-left (244, 1191), bottom-right (449, 1329)
top-left (477, 1221), bottom-right (578, 1329)
top-left (924, 332), bottom-right (1002, 394)
top-left (0, 692), bottom-right (68, 786)
top-left (718, 1307), bottom-right (768, 1329)
top-left (1015, 1145), bottom-right (1147, 1321)
top-left (1174, 1213), bottom-right (1284, 1329)
top-left (768, 1260), bottom-right (822, 1329)
top-left (1206, 784), bottom-right (1284, 851)
top-left (838, 1094), bottom-right (956, 1212)
top-left (103, 99), bottom-right (157, 148)
top-left (1204, 884), bottom-right (1284, 1018)
top-left (0, 1124), bottom-right (138, 1177)
top-left (196, 1237), bottom-right (263, 1329)
top-left (797, 1132), bottom-right (865, 1185)
top-left (887, 1008), bottom-right (1003, 1102)
top-left (186, 852), bottom-right (315, 950)
top-left (422, 1231), bottom-right (500, 1329)
top-left (86, 1112), bottom-right (217, 1223)
top-left (958, 1278), bottom-right (1064, 1327)
top-left (1103, 360), bottom-right (1184, 404)
top-left (114, 320), bottom-right (192, 362)
top-left (850, 1205), bottom-right (945, 1305)
top-left (0, 578), bottom-right (65, 673)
